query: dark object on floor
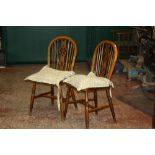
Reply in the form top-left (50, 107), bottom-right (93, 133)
top-left (152, 90), bottom-right (155, 128)
top-left (115, 60), bottom-right (123, 73)
top-left (0, 51), bottom-right (5, 67)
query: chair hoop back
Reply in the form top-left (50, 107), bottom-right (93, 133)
top-left (48, 36), bottom-right (77, 71)
top-left (91, 40), bottom-right (118, 79)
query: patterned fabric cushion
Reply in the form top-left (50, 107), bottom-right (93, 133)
top-left (64, 72), bottom-right (114, 91)
top-left (25, 65), bottom-right (75, 86)
top-left (25, 65), bottom-right (75, 110)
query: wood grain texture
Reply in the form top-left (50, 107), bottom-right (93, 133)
top-left (29, 36), bottom-right (77, 120)
top-left (65, 40), bottom-right (118, 128)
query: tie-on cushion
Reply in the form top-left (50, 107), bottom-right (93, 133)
top-left (25, 65), bottom-right (75, 111)
top-left (25, 65), bottom-right (75, 86)
top-left (63, 72), bottom-right (114, 91)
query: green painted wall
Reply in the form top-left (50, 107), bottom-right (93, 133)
top-left (2, 26), bottom-right (130, 64)
top-left (4, 26), bottom-right (87, 64)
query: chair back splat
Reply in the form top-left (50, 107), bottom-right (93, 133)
top-left (91, 40), bottom-right (118, 79)
top-left (48, 36), bottom-right (77, 71)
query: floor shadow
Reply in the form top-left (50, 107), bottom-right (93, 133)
top-left (118, 86), bottom-right (154, 116)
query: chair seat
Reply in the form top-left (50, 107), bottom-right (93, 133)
top-left (25, 65), bottom-right (75, 86)
top-left (64, 72), bottom-right (114, 91)
top-left (25, 65), bottom-right (75, 110)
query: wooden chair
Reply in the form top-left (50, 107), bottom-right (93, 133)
top-left (27, 36), bottom-right (77, 120)
top-left (63, 40), bottom-right (118, 128)
top-left (111, 30), bottom-right (137, 59)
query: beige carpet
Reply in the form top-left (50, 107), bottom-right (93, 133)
top-left (0, 63), bottom-right (152, 128)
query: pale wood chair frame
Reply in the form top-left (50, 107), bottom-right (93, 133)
top-left (29, 36), bottom-right (77, 120)
top-left (63, 40), bottom-right (118, 128)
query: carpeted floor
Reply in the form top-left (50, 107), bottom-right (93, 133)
top-left (112, 73), bottom-right (154, 117)
top-left (0, 63), bottom-right (153, 128)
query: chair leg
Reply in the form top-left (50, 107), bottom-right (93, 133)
top-left (85, 90), bottom-right (89, 129)
top-left (29, 82), bottom-right (36, 115)
top-left (70, 88), bottom-right (77, 109)
top-left (106, 88), bottom-right (116, 122)
top-left (51, 86), bottom-right (54, 105)
top-left (64, 86), bottom-right (70, 119)
top-left (60, 88), bottom-right (65, 121)
top-left (94, 89), bottom-right (98, 115)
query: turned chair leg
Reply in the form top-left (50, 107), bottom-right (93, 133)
top-left (64, 87), bottom-right (77, 119)
top-left (85, 90), bottom-right (89, 129)
top-left (60, 88), bottom-right (65, 121)
top-left (106, 88), bottom-right (116, 122)
top-left (64, 87), bottom-right (70, 119)
top-left (94, 89), bottom-right (98, 115)
top-left (29, 82), bottom-right (36, 115)
top-left (51, 86), bottom-right (54, 105)
top-left (70, 88), bottom-right (77, 109)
